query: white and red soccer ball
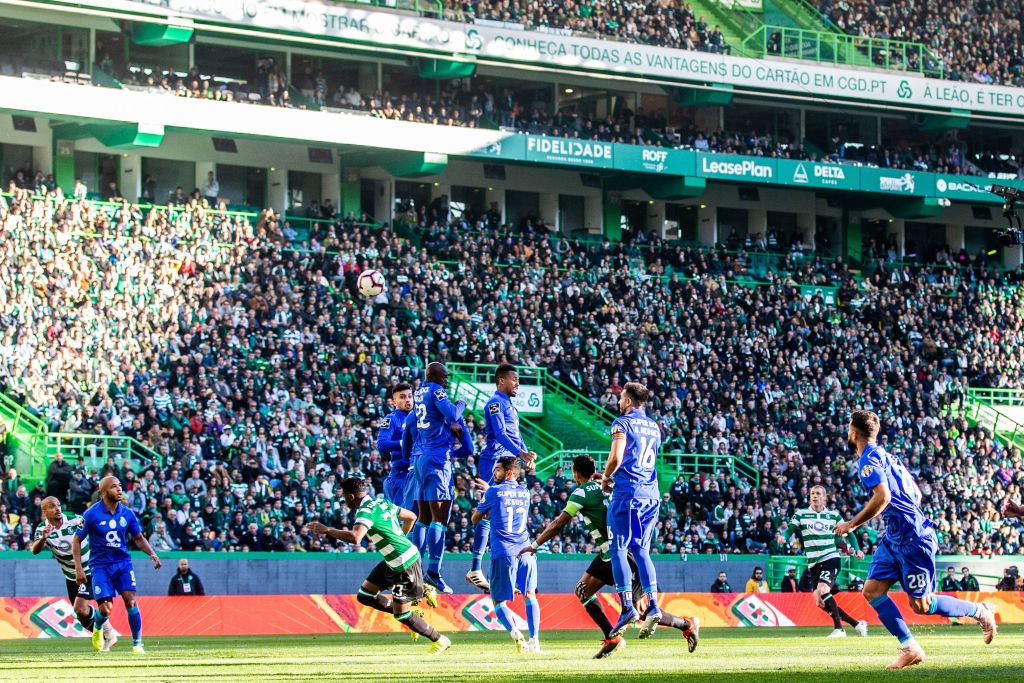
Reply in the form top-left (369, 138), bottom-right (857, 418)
top-left (357, 269), bottom-right (386, 297)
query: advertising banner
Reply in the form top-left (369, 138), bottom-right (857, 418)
top-left (113, 0), bottom-right (1024, 118)
top-left (3, 592), bottom-right (1022, 638)
top-left (614, 146), bottom-right (697, 176)
top-left (777, 159), bottom-right (860, 191)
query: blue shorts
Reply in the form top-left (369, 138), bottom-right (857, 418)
top-left (418, 463), bottom-right (453, 502)
top-left (608, 495), bottom-right (660, 553)
top-left (91, 560), bottom-right (137, 601)
top-left (868, 529), bottom-right (937, 598)
top-left (489, 554), bottom-right (537, 603)
top-left (384, 472), bottom-right (408, 507)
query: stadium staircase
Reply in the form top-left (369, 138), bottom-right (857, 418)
top-left (685, 0), bottom-right (762, 58)
top-left (0, 391), bottom-right (161, 486)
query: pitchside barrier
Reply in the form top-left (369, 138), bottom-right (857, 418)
top-left (2, 591), bottom-right (1023, 639)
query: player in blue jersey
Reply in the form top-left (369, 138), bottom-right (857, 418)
top-left (72, 476), bottom-right (162, 654)
top-left (835, 410), bottom-right (997, 669)
top-left (472, 455), bottom-right (541, 654)
top-left (378, 382), bottom-right (413, 506)
top-left (466, 363), bottom-right (537, 594)
top-left (601, 381), bottom-right (663, 639)
top-left (409, 362), bottom-right (468, 593)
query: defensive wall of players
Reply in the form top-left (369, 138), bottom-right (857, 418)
top-left (1, 552), bottom-right (1021, 597)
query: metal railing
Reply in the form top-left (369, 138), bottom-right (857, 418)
top-left (342, 0), bottom-right (443, 17)
top-left (37, 433), bottom-right (161, 473)
top-left (967, 388), bottom-right (1024, 406)
top-left (963, 397), bottom-right (1024, 450)
top-left (743, 25), bottom-right (944, 79)
top-left (533, 449), bottom-right (760, 487)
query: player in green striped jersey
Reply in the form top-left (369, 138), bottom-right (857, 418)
top-left (782, 485), bottom-right (868, 638)
top-left (520, 455), bottom-right (699, 659)
top-left (31, 497), bottom-right (116, 649)
top-left (305, 477), bottom-right (451, 655)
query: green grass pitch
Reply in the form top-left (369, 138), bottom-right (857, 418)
top-left (1, 626), bottom-right (1019, 682)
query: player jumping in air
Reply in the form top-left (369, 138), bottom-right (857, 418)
top-left (602, 382), bottom-right (663, 638)
top-left (306, 477), bottom-right (452, 654)
top-left (32, 496), bottom-right (117, 649)
top-left (406, 363), bottom-right (467, 594)
top-left (782, 485), bottom-right (868, 638)
top-left (472, 456), bottom-right (541, 653)
top-left (467, 363), bottom-right (537, 593)
top-left (378, 382), bottom-right (413, 506)
top-left (835, 410), bottom-right (997, 669)
top-left (72, 476), bottom-right (162, 654)
top-left (520, 454), bottom-right (698, 658)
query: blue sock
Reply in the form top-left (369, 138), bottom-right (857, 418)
top-left (928, 594), bottom-right (979, 618)
top-left (869, 595), bottom-right (913, 644)
top-left (494, 601), bottom-right (517, 634)
top-left (644, 585), bottom-right (660, 614)
top-left (610, 544), bottom-right (634, 612)
top-left (426, 522), bottom-right (446, 576)
top-left (93, 609), bottom-right (109, 631)
top-left (633, 547), bottom-right (659, 608)
top-left (410, 521), bottom-right (428, 559)
top-left (470, 520), bottom-right (490, 573)
top-left (525, 597), bottom-right (540, 639)
top-left (126, 605), bottom-right (143, 646)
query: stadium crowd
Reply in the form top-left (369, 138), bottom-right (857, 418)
top-left (0, 188), bottom-right (1021, 569)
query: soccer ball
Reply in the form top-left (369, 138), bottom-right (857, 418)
top-left (357, 269), bottom-right (385, 297)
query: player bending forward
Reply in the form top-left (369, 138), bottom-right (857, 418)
top-left (835, 410), bottom-right (997, 669)
top-left (73, 476), bottom-right (161, 654)
top-left (521, 454), bottom-right (698, 659)
top-left (782, 485), bottom-right (867, 638)
top-left (472, 456), bottom-right (542, 654)
top-left (32, 496), bottom-right (117, 649)
top-left (306, 477), bottom-right (451, 654)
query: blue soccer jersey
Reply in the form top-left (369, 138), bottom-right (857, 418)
top-left (377, 408), bottom-right (410, 473)
top-left (478, 479), bottom-right (531, 559)
top-left (76, 501), bottom-right (142, 566)
top-left (479, 391), bottom-right (526, 482)
top-left (857, 443), bottom-right (930, 543)
top-left (412, 382), bottom-right (465, 470)
top-left (610, 408), bottom-right (662, 500)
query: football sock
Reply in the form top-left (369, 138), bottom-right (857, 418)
top-left (609, 546), bottom-right (634, 612)
top-left (93, 609), bottom-right (109, 632)
top-left (928, 594), bottom-right (979, 618)
top-left (643, 586), bottom-right (660, 614)
top-left (582, 596), bottom-right (613, 638)
top-left (838, 605), bottom-right (860, 627)
top-left (426, 522), bottom-right (446, 577)
top-left (395, 610), bottom-right (440, 643)
top-left (410, 522), bottom-right (428, 559)
top-left (493, 601), bottom-right (517, 634)
top-left (80, 606), bottom-right (95, 631)
top-left (525, 596), bottom-right (540, 640)
top-left (869, 595), bottom-right (913, 644)
top-left (658, 612), bottom-right (691, 632)
top-left (470, 520), bottom-right (490, 573)
top-left (357, 589), bottom-right (393, 614)
top-left (632, 547), bottom-right (658, 610)
top-left (126, 605), bottom-right (143, 646)
top-left (822, 593), bottom-right (843, 629)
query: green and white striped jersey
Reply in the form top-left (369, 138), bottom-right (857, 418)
top-left (353, 496), bottom-right (418, 571)
top-left (563, 480), bottom-right (611, 560)
top-left (33, 514), bottom-right (90, 581)
top-left (782, 507), bottom-right (857, 566)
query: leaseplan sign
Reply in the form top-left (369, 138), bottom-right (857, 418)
top-left (699, 155), bottom-right (775, 180)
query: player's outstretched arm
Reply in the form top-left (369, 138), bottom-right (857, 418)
top-left (305, 521), bottom-right (364, 545)
top-left (835, 481), bottom-right (890, 537)
top-left (134, 533), bottom-right (162, 569)
top-left (30, 524), bottom-right (52, 555)
top-left (519, 511), bottom-right (572, 555)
